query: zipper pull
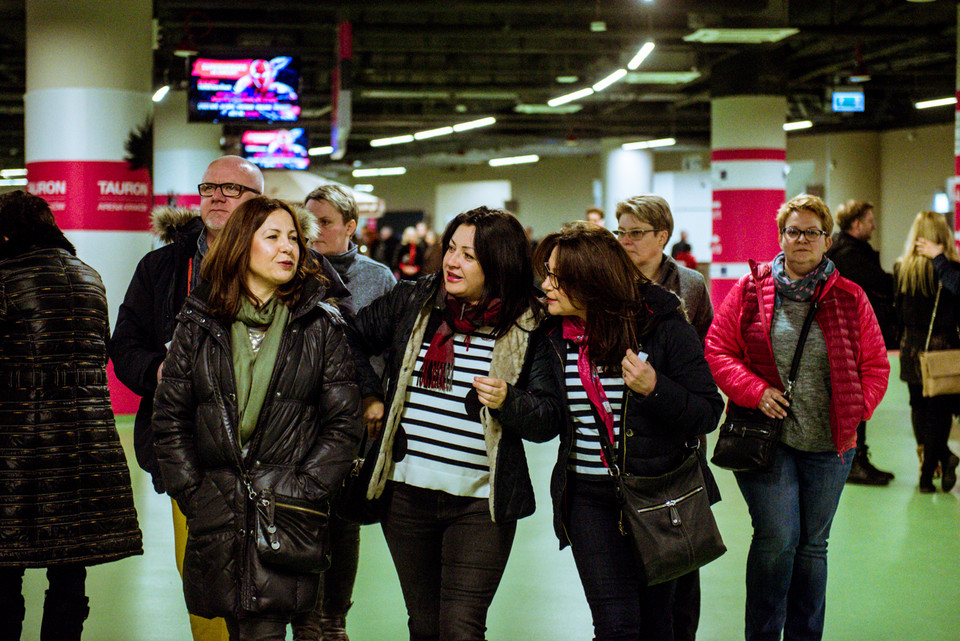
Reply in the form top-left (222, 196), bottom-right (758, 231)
top-left (667, 500), bottom-right (681, 526)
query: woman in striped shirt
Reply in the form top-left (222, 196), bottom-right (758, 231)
top-left (348, 206), bottom-right (561, 641)
top-left (528, 222), bottom-right (723, 641)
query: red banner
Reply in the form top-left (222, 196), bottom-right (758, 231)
top-left (26, 160), bottom-right (152, 231)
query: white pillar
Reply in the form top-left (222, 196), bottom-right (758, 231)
top-left (602, 140), bottom-right (653, 228)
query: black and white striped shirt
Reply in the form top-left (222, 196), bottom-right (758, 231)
top-left (390, 329), bottom-right (496, 497)
top-left (564, 341), bottom-right (626, 476)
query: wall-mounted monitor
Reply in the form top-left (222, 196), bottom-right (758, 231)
top-left (189, 56), bottom-right (301, 123)
top-left (241, 129), bottom-right (309, 170)
top-left (831, 90), bottom-right (865, 113)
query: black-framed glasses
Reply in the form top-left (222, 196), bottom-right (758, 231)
top-left (543, 262), bottom-right (560, 287)
top-left (613, 228), bottom-right (661, 242)
top-left (198, 182), bottom-right (262, 198)
top-left (781, 226), bottom-right (828, 242)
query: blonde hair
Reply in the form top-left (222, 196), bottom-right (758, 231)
top-left (776, 194), bottom-right (833, 235)
top-left (896, 210), bottom-right (960, 296)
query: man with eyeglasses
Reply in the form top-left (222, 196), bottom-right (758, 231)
top-left (109, 155), bottom-right (353, 641)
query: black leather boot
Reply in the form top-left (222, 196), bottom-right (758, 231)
top-left (40, 593), bottom-right (89, 641)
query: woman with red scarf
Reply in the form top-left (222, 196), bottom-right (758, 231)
top-left (347, 206), bottom-right (561, 641)
top-left (527, 222), bottom-right (723, 641)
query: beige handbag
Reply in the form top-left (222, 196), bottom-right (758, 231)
top-left (919, 284), bottom-right (960, 397)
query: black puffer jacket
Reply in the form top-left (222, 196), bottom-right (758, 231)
top-left (517, 283), bottom-right (724, 548)
top-left (152, 275), bottom-right (362, 619)
top-left (0, 240), bottom-right (143, 567)
top-left (110, 208), bottom-right (353, 493)
top-left (348, 273), bottom-right (561, 523)
top-left (895, 264), bottom-right (960, 385)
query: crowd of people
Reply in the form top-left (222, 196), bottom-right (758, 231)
top-left (1, 157), bottom-right (958, 641)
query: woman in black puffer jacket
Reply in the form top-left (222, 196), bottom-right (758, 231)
top-left (0, 191), bottom-right (143, 641)
top-left (527, 222), bottom-right (723, 641)
top-left (153, 197), bottom-right (362, 641)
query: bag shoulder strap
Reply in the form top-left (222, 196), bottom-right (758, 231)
top-left (923, 283), bottom-right (942, 352)
top-left (783, 283), bottom-right (822, 399)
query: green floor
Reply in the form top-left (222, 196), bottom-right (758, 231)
top-left (20, 359), bottom-right (960, 640)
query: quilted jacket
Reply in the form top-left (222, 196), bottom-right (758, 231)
top-left (0, 242), bottom-right (142, 567)
top-left (705, 260), bottom-right (889, 454)
top-left (512, 282), bottom-right (723, 548)
top-left (349, 273), bottom-right (562, 523)
top-left (152, 274), bottom-right (362, 618)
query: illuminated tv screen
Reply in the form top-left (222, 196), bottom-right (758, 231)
top-left (189, 56), bottom-right (301, 123)
top-left (832, 90), bottom-right (865, 113)
top-left (241, 129), bottom-right (310, 170)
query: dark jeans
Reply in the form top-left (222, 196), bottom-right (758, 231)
top-left (734, 444), bottom-right (853, 641)
top-left (380, 482), bottom-right (516, 641)
top-left (225, 615), bottom-right (289, 641)
top-left (291, 512), bottom-right (361, 639)
top-left (0, 564), bottom-right (88, 641)
top-left (566, 474), bottom-right (677, 641)
top-left (908, 384), bottom-right (958, 476)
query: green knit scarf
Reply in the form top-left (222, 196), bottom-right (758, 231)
top-left (231, 295), bottom-right (290, 446)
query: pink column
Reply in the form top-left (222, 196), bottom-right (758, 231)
top-left (709, 95), bottom-right (786, 306)
top-left (25, 0), bottom-right (153, 413)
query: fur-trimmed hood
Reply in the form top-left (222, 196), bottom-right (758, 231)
top-left (150, 203), bottom-right (319, 245)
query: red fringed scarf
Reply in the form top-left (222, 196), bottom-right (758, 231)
top-left (418, 288), bottom-right (502, 391)
top-left (562, 316), bottom-right (616, 467)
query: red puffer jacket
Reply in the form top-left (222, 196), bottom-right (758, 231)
top-left (705, 261), bottom-right (889, 454)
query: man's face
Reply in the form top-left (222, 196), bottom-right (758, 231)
top-left (852, 209), bottom-right (875, 241)
top-left (306, 199), bottom-right (356, 255)
top-left (199, 161), bottom-right (261, 236)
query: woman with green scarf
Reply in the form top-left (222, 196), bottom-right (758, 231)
top-left (153, 197), bottom-right (363, 641)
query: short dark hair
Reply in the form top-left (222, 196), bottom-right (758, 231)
top-left (534, 221), bottom-right (649, 373)
top-left (304, 184), bottom-right (358, 225)
top-left (200, 196), bottom-right (320, 319)
top-left (440, 206), bottom-right (543, 336)
top-left (835, 199), bottom-right (873, 232)
top-left (0, 190), bottom-right (74, 259)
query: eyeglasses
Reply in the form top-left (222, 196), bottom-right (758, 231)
top-left (781, 226), bottom-right (828, 242)
top-left (543, 263), bottom-right (560, 287)
top-left (613, 228), bottom-right (661, 242)
top-left (198, 182), bottom-right (262, 198)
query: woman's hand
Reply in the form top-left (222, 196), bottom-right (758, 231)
top-left (362, 396), bottom-right (385, 440)
top-left (473, 377), bottom-right (508, 409)
top-left (622, 349), bottom-right (656, 395)
top-left (758, 387), bottom-right (789, 419)
top-left (916, 237), bottom-right (945, 260)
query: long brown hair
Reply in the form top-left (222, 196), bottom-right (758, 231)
top-left (200, 196), bottom-right (320, 320)
top-left (534, 221), bottom-right (649, 373)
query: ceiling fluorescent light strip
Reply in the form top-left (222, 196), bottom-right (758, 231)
top-left (0, 168), bottom-right (27, 178)
top-left (152, 85), bottom-right (170, 103)
top-left (452, 117), bottom-right (496, 132)
top-left (308, 146), bottom-right (334, 156)
top-left (370, 134), bottom-right (415, 147)
top-left (353, 167), bottom-right (407, 177)
top-left (627, 42), bottom-right (656, 70)
top-left (548, 88), bottom-right (595, 107)
top-left (489, 154), bottom-right (539, 167)
top-left (622, 138), bottom-right (676, 150)
top-left (915, 96), bottom-right (957, 110)
top-left (0, 178), bottom-right (28, 187)
top-left (593, 69), bottom-right (627, 92)
top-left (414, 126), bottom-right (454, 140)
top-left (783, 120), bottom-right (813, 131)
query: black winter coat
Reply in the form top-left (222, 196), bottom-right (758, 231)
top-left (826, 232), bottom-right (898, 348)
top-left (895, 264), bottom-right (960, 385)
top-left (152, 275), bottom-right (362, 619)
top-left (110, 209), bottom-right (354, 493)
top-left (348, 273), bottom-right (561, 523)
top-left (516, 283), bottom-right (724, 548)
top-left (0, 243), bottom-right (143, 567)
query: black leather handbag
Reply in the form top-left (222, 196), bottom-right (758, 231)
top-left (595, 430), bottom-right (726, 586)
top-left (711, 288), bottom-right (821, 472)
top-left (253, 488), bottom-right (330, 574)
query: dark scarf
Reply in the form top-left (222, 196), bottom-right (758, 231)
top-left (562, 316), bottom-right (615, 466)
top-left (771, 252), bottom-right (834, 302)
top-left (418, 287), bottom-right (502, 391)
